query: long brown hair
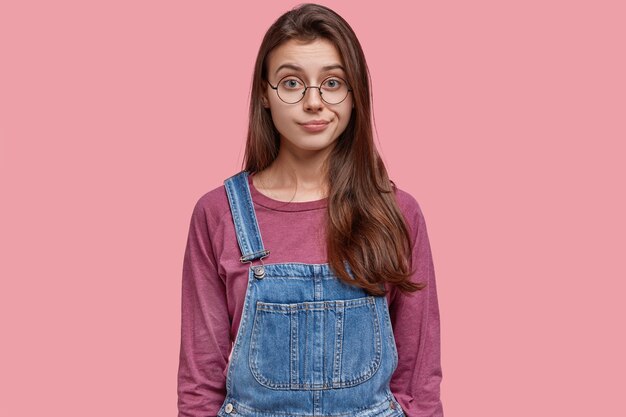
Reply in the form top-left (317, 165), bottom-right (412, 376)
top-left (243, 3), bottom-right (425, 295)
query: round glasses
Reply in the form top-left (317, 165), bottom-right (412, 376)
top-left (268, 75), bottom-right (352, 105)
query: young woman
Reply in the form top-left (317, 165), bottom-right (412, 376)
top-left (177, 4), bottom-right (443, 417)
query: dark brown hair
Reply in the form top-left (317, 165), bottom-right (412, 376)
top-left (243, 3), bottom-right (425, 295)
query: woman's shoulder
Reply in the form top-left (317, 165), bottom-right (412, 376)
top-left (391, 184), bottom-right (429, 235)
top-left (189, 181), bottom-right (232, 226)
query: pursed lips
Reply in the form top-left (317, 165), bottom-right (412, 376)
top-left (299, 120), bottom-right (330, 125)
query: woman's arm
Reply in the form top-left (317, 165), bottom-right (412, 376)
top-left (389, 200), bottom-right (444, 417)
top-left (177, 200), bottom-right (230, 417)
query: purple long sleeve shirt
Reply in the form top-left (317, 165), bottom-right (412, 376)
top-left (177, 174), bottom-right (443, 416)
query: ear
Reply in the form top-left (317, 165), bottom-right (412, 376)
top-left (261, 82), bottom-right (270, 108)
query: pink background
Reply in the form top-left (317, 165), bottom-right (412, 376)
top-left (1, 1), bottom-right (624, 415)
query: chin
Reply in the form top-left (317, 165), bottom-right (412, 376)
top-left (302, 136), bottom-right (337, 148)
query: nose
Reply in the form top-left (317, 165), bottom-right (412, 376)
top-left (302, 86), bottom-right (324, 111)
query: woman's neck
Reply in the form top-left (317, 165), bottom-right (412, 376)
top-left (252, 149), bottom-right (330, 203)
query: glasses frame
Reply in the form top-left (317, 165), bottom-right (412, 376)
top-left (267, 75), bottom-right (353, 105)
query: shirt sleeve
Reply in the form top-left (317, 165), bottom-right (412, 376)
top-left (177, 199), bottom-right (230, 417)
top-left (389, 201), bottom-right (444, 417)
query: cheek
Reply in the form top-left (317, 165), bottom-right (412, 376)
top-left (268, 107), bottom-right (296, 134)
top-left (342, 96), bottom-right (354, 118)
top-left (269, 106), bottom-right (291, 123)
top-left (338, 105), bottom-right (353, 127)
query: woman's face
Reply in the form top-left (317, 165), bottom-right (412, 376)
top-left (263, 38), bottom-right (353, 157)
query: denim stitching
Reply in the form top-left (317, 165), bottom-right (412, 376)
top-left (225, 268), bottom-right (255, 393)
top-left (224, 177), bottom-right (250, 257)
top-left (225, 171), bottom-right (269, 262)
top-left (219, 394), bottom-right (399, 417)
top-left (256, 296), bottom-right (375, 312)
top-left (290, 306), bottom-right (298, 388)
top-left (247, 297), bottom-right (382, 390)
top-left (332, 300), bottom-right (344, 384)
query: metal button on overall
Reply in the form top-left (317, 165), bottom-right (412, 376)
top-left (224, 403), bottom-right (233, 413)
top-left (252, 265), bottom-right (265, 279)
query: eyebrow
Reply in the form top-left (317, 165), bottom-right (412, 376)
top-left (274, 63), bottom-right (345, 75)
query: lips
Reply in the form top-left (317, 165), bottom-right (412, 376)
top-left (300, 120), bottom-right (329, 126)
top-left (299, 120), bottom-right (330, 133)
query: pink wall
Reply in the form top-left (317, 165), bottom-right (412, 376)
top-left (1, 1), bottom-right (624, 415)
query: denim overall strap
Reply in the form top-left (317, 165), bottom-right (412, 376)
top-left (224, 170), bottom-right (270, 263)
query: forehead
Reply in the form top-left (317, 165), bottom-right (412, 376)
top-left (267, 38), bottom-right (344, 75)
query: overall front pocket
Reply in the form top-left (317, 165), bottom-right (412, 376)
top-left (248, 296), bottom-right (382, 390)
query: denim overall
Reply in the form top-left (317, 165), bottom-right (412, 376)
top-left (217, 171), bottom-right (405, 417)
